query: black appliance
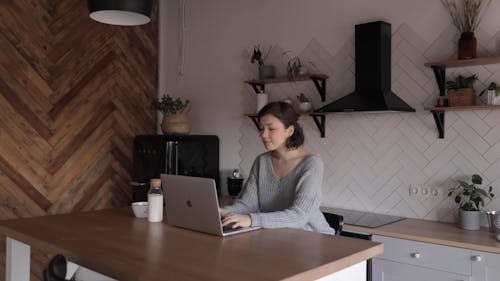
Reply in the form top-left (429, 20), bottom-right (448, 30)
top-left (131, 135), bottom-right (220, 202)
top-left (328, 207), bottom-right (405, 228)
top-left (316, 21), bottom-right (415, 113)
top-left (323, 208), bottom-right (405, 281)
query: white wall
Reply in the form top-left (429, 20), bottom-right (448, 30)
top-left (161, 0), bottom-right (500, 223)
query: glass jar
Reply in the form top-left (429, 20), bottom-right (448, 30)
top-left (147, 178), bottom-right (163, 222)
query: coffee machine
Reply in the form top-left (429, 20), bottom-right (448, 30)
top-left (131, 135), bottom-right (220, 202)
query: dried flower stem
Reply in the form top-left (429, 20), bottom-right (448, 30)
top-left (441, 0), bottom-right (491, 32)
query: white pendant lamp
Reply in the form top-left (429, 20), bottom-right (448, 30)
top-left (88, 0), bottom-right (152, 26)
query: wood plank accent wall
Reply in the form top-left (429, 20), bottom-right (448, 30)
top-left (0, 1), bottom-right (158, 279)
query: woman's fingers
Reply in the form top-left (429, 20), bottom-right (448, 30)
top-left (221, 214), bottom-right (251, 228)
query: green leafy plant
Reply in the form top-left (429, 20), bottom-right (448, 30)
top-left (446, 74), bottom-right (478, 89)
top-left (296, 93), bottom-right (309, 103)
top-left (441, 0), bottom-right (491, 32)
top-left (286, 57), bottom-right (303, 82)
top-left (448, 174), bottom-right (494, 211)
top-left (151, 95), bottom-right (190, 115)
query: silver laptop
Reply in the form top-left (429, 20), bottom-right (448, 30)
top-left (161, 174), bottom-right (260, 236)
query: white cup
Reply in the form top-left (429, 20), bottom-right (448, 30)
top-left (131, 202), bottom-right (148, 218)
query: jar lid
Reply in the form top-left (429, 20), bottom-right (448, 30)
top-left (150, 178), bottom-right (161, 187)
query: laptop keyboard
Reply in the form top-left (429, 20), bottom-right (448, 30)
top-left (222, 222), bottom-right (242, 233)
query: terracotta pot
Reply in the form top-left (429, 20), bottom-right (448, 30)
top-left (161, 112), bottom-right (190, 135)
top-left (458, 32), bottom-right (477, 60)
top-left (448, 88), bottom-right (476, 106)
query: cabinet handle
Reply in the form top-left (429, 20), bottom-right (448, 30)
top-left (471, 255), bottom-right (482, 262)
top-left (410, 252), bottom-right (421, 259)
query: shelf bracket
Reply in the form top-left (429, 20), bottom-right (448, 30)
top-left (311, 77), bottom-right (326, 102)
top-left (247, 115), bottom-right (260, 131)
top-left (431, 65), bottom-right (446, 97)
top-left (431, 110), bottom-right (445, 138)
top-left (247, 82), bottom-right (265, 93)
top-left (311, 114), bottom-right (326, 138)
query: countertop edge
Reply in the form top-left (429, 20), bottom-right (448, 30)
top-left (282, 242), bottom-right (384, 281)
top-left (343, 219), bottom-right (500, 254)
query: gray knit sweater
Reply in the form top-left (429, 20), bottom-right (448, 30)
top-left (226, 152), bottom-right (335, 234)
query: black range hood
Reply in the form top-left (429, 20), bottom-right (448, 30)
top-left (316, 21), bottom-right (415, 113)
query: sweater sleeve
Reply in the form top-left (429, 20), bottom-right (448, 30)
top-left (249, 157), bottom-right (324, 228)
top-left (224, 159), bottom-right (260, 214)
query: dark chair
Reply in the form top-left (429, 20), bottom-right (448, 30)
top-left (322, 212), bottom-right (344, 235)
top-left (43, 254), bottom-right (69, 281)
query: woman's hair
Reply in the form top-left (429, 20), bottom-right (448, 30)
top-left (257, 101), bottom-right (305, 149)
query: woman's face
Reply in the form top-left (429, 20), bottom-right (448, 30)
top-left (259, 114), bottom-right (294, 151)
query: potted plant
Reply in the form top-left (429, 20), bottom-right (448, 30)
top-left (286, 57), bottom-right (305, 82)
top-left (484, 82), bottom-right (500, 105)
top-left (251, 45), bottom-right (275, 79)
top-left (296, 93), bottom-right (312, 113)
top-left (152, 95), bottom-right (190, 135)
top-left (448, 174), bottom-right (494, 230)
top-left (441, 0), bottom-right (491, 59)
top-left (446, 74), bottom-right (478, 106)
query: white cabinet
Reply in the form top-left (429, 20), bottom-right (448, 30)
top-left (471, 250), bottom-right (500, 281)
top-left (373, 235), bottom-right (499, 281)
top-left (373, 259), bottom-right (471, 281)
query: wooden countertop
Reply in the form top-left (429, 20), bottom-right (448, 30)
top-left (342, 218), bottom-right (500, 254)
top-left (0, 208), bottom-right (383, 281)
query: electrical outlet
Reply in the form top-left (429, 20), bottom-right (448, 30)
top-left (409, 184), bottom-right (418, 196)
top-left (409, 185), bottom-right (442, 197)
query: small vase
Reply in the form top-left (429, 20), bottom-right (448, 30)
top-left (161, 112), bottom-right (191, 135)
top-left (458, 32), bottom-right (477, 60)
top-left (258, 65), bottom-right (276, 79)
top-left (299, 102), bottom-right (312, 113)
top-left (459, 209), bottom-right (481, 230)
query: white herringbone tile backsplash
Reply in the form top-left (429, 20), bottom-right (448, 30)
top-left (239, 24), bottom-right (500, 222)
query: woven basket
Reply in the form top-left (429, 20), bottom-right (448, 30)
top-left (448, 88), bottom-right (476, 106)
top-left (161, 112), bottom-right (191, 135)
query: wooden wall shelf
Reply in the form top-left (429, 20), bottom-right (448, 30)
top-left (245, 113), bottom-right (326, 138)
top-left (244, 74), bottom-right (328, 101)
top-left (425, 105), bottom-right (500, 138)
top-left (424, 55), bottom-right (500, 68)
top-left (424, 55), bottom-right (500, 138)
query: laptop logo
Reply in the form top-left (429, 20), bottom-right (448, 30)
top-left (186, 200), bottom-right (192, 207)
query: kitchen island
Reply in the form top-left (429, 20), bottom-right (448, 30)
top-left (0, 208), bottom-right (383, 281)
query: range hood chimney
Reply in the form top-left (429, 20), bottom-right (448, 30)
top-left (316, 21), bottom-right (415, 113)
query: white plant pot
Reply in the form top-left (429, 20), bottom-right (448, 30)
top-left (299, 102), bottom-right (312, 113)
top-left (459, 209), bottom-right (481, 230)
top-left (492, 91), bottom-right (500, 105)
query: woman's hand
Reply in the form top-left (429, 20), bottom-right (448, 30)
top-left (218, 207), bottom-right (230, 217)
top-left (221, 213), bottom-right (252, 228)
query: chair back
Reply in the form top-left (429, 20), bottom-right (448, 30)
top-left (43, 254), bottom-right (67, 281)
top-left (322, 212), bottom-right (344, 235)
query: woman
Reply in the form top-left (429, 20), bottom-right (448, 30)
top-left (220, 101), bottom-right (334, 234)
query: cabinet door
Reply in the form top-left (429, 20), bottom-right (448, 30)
top-left (471, 250), bottom-right (500, 281)
top-left (373, 235), bottom-right (471, 275)
top-left (373, 259), bottom-right (471, 281)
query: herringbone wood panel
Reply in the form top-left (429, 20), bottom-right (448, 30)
top-left (0, 1), bottom-right (157, 279)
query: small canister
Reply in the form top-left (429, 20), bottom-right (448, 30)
top-left (227, 169), bottom-right (243, 197)
top-left (486, 211), bottom-right (500, 233)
